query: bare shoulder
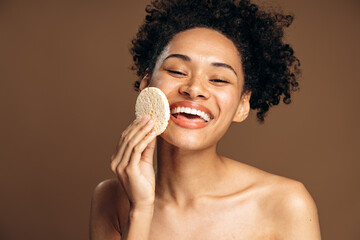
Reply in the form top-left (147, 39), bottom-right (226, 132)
top-left (264, 176), bottom-right (322, 239)
top-left (91, 178), bottom-right (128, 213)
top-left (224, 158), bottom-right (318, 210)
top-left (224, 159), bottom-right (321, 239)
top-left (90, 178), bottom-right (129, 240)
top-left (262, 175), bottom-right (318, 218)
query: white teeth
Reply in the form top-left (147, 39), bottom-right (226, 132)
top-left (171, 106), bottom-right (212, 122)
top-left (204, 115), bottom-right (210, 122)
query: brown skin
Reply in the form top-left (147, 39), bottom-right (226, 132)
top-left (90, 28), bottom-right (321, 240)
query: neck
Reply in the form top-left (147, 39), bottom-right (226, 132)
top-left (155, 137), bottom-right (227, 207)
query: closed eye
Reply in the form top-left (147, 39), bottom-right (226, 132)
top-left (211, 79), bottom-right (229, 83)
top-left (167, 70), bottom-right (186, 76)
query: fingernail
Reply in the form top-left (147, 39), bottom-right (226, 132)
top-left (147, 118), bottom-right (154, 125)
top-left (138, 115), bottom-right (148, 121)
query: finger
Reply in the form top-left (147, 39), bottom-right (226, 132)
top-left (129, 131), bottom-right (157, 167)
top-left (141, 137), bottom-right (156, 164)
top-left (118, 118), bottom-right (155, 168)
top-left (122, 116), bottom-right (152, 150)
top-left (111, 116), bottom-right (153, 174)
top-left (116, 115), bottom-right (150, 151)
top-left (110, 116), bottom-right (151, 172)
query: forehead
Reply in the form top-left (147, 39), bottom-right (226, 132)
top-left (161, 28), bottom-right (242, 70)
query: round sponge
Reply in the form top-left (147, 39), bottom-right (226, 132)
top-left (135, 87), bottom-right (170, 135)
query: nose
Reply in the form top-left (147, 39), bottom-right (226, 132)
top-left (179, 75), bottom-right (210, 99)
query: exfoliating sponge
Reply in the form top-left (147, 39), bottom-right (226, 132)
top-left (135, 87), bottom-right (170, 135)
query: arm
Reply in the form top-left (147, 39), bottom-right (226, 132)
top-left (89, 178), bottom-right (155, 240)
top-left (110, 115), bottom-right (157, 239)
top-left (122, 205), bottom-right (154, 240)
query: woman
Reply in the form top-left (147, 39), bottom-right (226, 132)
top-left (90, 0), bottom-right (321, 239)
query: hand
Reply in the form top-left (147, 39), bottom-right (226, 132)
top-left (111, 115), bottom-right (157, 209)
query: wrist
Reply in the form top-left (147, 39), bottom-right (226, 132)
top-left (130, 203), bottom-right (154, 217)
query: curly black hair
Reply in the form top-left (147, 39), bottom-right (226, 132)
top-left (130, 0), bottom-right (301, 123)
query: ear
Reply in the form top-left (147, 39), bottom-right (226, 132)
top-left (139, 72), bottom-right (151, 91)
top-left (233, 90), bottom-right (252, 123)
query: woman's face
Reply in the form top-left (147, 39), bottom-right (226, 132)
top-left (141, 27), bottom-right (251, 150)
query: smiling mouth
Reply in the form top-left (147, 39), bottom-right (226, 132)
top-left (171, 106), bottom-right (211, 122)
top-left (169, 101), bottom-right (214, 129)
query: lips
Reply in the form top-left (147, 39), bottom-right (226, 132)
top-left (169, 101), bottom-right (214, 129)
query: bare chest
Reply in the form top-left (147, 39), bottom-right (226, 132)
top-left (148, 202), bottom-right (278, 240)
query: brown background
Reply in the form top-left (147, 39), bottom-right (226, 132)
top-left (0, 0), bottom-right (359, 239)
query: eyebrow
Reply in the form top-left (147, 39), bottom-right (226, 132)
top-left (163, 54), bottom-right (191, 62)
top-left (211, 62), bottom-right (238, 77)
top-left (163, 54), bottom-right (238, 77)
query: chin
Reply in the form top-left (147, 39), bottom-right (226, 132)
top-left (159, 127), bottom-right (217, 151)
top-left (160, 136), bottom-right (212, 151)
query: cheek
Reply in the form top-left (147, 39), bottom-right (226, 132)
top-left (149, 75), bottom-right (179, 96)
top-left (216, 90), bottom-right (240, 114)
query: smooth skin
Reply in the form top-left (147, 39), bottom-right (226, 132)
top-left (90, 28), bottom-right (321, 240)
